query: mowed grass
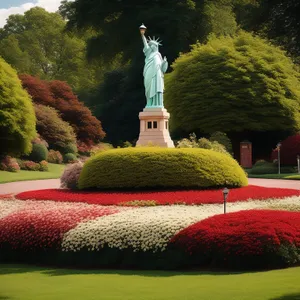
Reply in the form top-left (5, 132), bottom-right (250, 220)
top-left (0, 265), bottom-right (300, 300)
top-left (0, 163), bottom-right (65, 183)
top-left (248, 173), bottom-right (300, 180)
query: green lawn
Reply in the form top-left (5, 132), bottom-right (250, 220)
top-left (248, 173), bottom-right (300, 180)
top-left (0, 163), bottom-right (65, 183)
top-left (0, 265), bottom-right (300, 300)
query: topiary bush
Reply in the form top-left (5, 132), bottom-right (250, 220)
top-left (63, 153), bottom-right (77, 164)
top-left (60, 162), bottom-right (83, 190)
top-left (28, 144), bottom-right (48, 162)
top-left (78, 147), bottom-right (248, 190)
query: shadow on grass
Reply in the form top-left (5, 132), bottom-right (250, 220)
top-left (0, 264), bottom-right (260, 277)
top-left (269, 294), bottom-right (300, 300)
top-left (0, 296), bottom-right (11, 300)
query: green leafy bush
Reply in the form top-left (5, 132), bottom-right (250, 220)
top-left (209, 132), bottom-right (233, 154)
top-left (63, 153), bottom-right (77, 164)
top-left (78, 147), bottom-right (248, 190)
top-left (63, 143), bottom-right (78, 154)
top-left (177, 133), bottom-right (229, 155)
top-left (28, 144), bottom-right (48, 162)
top-left (251, 161), bottom-right (295, 174)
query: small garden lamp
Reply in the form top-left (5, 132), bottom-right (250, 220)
top-left (222, 187), bottom-right (229, 214)
top-left (276, 142), bottom-right (282, 174)
top-left (297, 155), bottom-right (300, 174)
top-left (139, 24), bottom-right (147, 35)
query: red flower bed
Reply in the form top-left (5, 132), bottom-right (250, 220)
top-left (15, 185), bottom-right (299, 206)
top-left (0, 204), bottom-right (121, 251)
top-left (170, 210), bottom-right (300, 269)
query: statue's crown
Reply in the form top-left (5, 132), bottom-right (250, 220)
top-left (148, 36), bottom-right (162, 46)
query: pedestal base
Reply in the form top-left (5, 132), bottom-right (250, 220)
top-left (136, 107), bottom-right (174, 148)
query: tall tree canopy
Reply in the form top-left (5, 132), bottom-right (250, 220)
top-left (20, 74), bottom-right (105, 148)
top-left (0, 7), bottom-right (107, 92)
top-left (0, 58), bottom-right (36, 156)
top-left (165, 32), bottom-right (300, 156)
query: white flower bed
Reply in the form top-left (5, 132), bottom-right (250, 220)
top-left (62, 196), bottom-right (300, 253)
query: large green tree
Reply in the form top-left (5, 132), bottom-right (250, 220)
top-left (0, 7), bottom-right (106, 92)
top-left (165, 32), bottom-right (300, 156)
top-left (0, 58), bottom-right (36, 156)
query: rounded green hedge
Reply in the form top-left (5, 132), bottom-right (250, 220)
top-left (28, 144), bottom-right (48, 162)
top-left (78, 147), bottom-right (248, 190)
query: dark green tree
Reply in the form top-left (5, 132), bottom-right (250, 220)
top-left (0, 58), bottom-right (36, 156)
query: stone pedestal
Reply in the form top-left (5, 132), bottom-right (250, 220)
top-left (136, 107), bottom-right (174, 148)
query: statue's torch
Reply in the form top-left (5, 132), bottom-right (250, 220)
top-left (139, 23), bottom-right (147, 35)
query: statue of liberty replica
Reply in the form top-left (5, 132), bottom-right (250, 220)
top-left (136, 24), bottom-right (174, 147)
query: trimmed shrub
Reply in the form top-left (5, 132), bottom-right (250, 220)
top-left (63, 143), bottom-right (78, 155)
top-left (0, 58), bottom-right (36, 156)
top-left (47, 150), bottom-right (63, 164)
top-left (28, 144), bottom-right (48, 162)
top-left (39, 160), bottom-right (49, 172)
top-left (63, 153), bottom-right (77, 164)
top-left (60, 162), bottom-right (83, 189)
top-left (78, 147), bottom-right (248, 190)
top-left (171, 210), bottom-right (300, 270)
top-left (0, 156), bottom-right (20, 172)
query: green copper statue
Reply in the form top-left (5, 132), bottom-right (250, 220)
top-left (139, 24), bottom-right (168, 108)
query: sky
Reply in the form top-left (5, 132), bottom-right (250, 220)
top-left (0, 0), bottom-right (72, 27)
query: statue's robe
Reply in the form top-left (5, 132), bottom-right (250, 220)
top-left (143, 46), bottom-right (164, 106)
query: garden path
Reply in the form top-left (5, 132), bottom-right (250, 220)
top-left (0, 179), bottom-right (60, 195)
top-left (0, 178), bottom-right (299, 195)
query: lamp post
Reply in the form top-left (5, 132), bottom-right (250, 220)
top-left (297, 155), bottom-right (300, 174)
top-left (139, 23), bottom-right (147, 35)
top-left (277, 142), bottom-right (282, 174)
top-left (222, 187), bottom-right (229, 214)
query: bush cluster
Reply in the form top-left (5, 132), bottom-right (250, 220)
top-left (0, 156), bottom-right (20, 172)
top-left (251, 161), bottom-right (295, 174)
top-left (78, 147), bottom-right (247, 190)
top-left (47, 150), bottom-right (63, 164)
top-left (17, 160), bottom-right (49, 172)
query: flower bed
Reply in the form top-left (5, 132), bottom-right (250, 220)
top-left (1, 197), bottom-right (300, 269)
top-left (15, 185), bottom-right (299, 206)
top-left (171, 209), bottom-right (300, 269)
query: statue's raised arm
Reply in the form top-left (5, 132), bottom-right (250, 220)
top-left (139, 24), bottom-right (167, 108)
